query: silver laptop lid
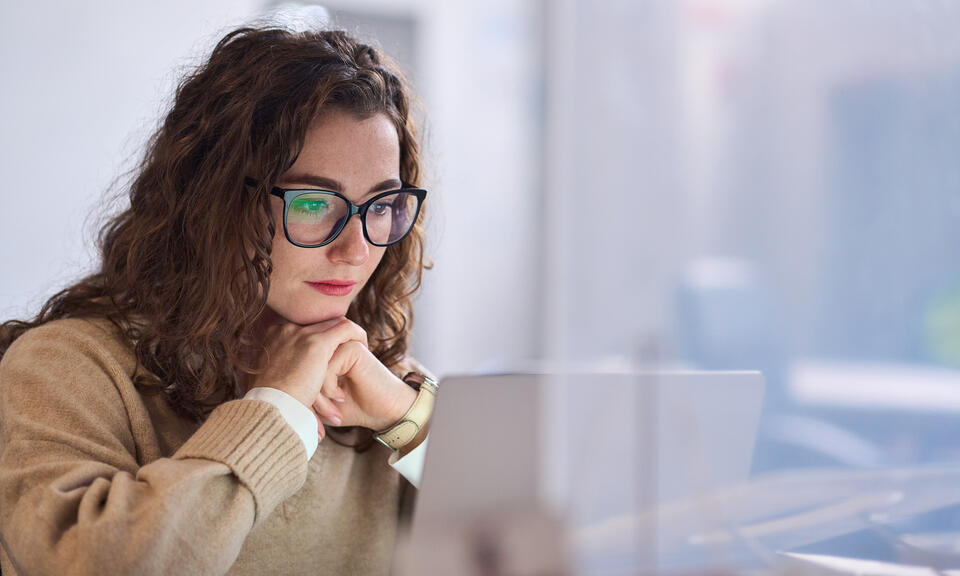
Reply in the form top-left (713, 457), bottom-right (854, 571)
top-left (395, 371), bottom-right (764, 574)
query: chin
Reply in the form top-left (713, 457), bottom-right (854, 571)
top-left (291, 307), bottom-right (351, 326)
top-left (266, 285), bottom-right (355, 324)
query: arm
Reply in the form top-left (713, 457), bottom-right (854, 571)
top-left (245, 385), bottom-right (431, 487)
top-left (0, 325), bottom-right (308, 576)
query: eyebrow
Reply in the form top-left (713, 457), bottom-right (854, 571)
top-left (282, 174), bottom-right (402, 199)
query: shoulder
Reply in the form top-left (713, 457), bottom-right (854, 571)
top-left (0, 317), bottom-right (144, 473)
top-left (1, 316), bottom-right (138, 383)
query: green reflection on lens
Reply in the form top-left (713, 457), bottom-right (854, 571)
top-left (290, 196), bottom-right (330, 217)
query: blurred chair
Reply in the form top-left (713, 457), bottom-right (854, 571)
top-left (674, 257), bottom-right (884, 472)
top-left (674, 257), bottom-right (788, 408)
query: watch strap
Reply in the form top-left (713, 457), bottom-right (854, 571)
top-left (375, 375), bottom-right (438, 451)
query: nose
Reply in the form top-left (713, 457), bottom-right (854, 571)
top-left (326, 215), bottom-right (369, 265)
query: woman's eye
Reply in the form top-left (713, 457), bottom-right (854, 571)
top-left (370, 202), bottom-right (392, 216)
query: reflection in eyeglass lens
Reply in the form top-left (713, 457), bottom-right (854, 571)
top-left (287, 193), bottom-right (347, 245)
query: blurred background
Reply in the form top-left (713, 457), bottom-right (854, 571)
top-left (4, 0), bottom-right (960, 547)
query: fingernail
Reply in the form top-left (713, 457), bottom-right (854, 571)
top-left (330, 414), bottom-right (342, 426)
top-left (333, 396), bottom-right (346, 404)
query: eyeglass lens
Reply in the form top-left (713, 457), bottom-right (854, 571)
top-left (286, 192), bottom-right (420, 246)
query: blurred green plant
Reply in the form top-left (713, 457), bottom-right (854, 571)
top-left (924, 288), bottom-right (960, 368)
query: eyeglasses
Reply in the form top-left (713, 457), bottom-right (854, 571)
top-left (269, 186), bottom-right (427, 248)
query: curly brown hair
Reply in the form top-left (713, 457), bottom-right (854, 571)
top-left (0, 26), bottom-right (429, 431)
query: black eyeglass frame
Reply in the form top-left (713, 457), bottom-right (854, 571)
top-left (269, 186), bottom-right (427, 248)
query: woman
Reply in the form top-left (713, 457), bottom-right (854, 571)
top-left (0, 24), bottom-right (434, 576)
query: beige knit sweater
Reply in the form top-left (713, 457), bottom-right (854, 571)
top-left (0, 316), bottom-right (418, 576)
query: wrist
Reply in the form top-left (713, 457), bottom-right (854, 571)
top-left (380, 379), bottom-right (418, 431)
top-left (375, 373), bottom-right (438, 451)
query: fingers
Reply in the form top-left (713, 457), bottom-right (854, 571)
top-left (254, 318), bottom-right (368, 420)
top-left (312, 391), bottom-right (343, 428)
top-left (320, 368), bottom-right (346, 404)
top-left (326, 340), bottom-right (369, 381)
top-left (305, 317), bottom-right (368, 349)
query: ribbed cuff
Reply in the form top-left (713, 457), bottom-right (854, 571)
top-left (243, 387), bottom-right (319, 459)
top-left (174, 399), bottom-right (309, 526)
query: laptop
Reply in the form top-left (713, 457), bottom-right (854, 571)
top-left (392, 370), bottom-right (765, 575)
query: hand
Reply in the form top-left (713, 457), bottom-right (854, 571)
top-left (246, 316), bottom-right (416, 440)
top-left (313, 335), bottom-right (418, 433)
top-left (246, 317), bottom-right (368, 440)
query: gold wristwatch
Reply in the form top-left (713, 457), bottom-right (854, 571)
top-left (375, 372), bottom-right (438, 451)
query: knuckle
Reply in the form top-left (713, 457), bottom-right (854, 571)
top-left (348, 340), bottom-right (365, 353)
top-left (352, 325), bottom-right (368, 344)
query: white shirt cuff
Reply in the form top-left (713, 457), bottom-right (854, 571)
top-left (388, 434), bottom-right (429, 489)
top-left (243, 387), bottom-right (319, 459)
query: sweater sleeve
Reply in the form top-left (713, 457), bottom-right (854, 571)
top-left (0, 324), bottom-right (309, 576)
top-left (242, 386), bottom-right (319, 459)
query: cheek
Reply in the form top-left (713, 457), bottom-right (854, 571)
top-left (360, 247), bottom-right (388, 284)
top-left (265, 202), bottom-right (288, 280)
top-left (370, 246), bottom-right (387, 270)
top-left (268, 236), bottom-right (295, 284)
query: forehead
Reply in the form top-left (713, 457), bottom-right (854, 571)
top-left (285, 110), bottom-right (400, 187)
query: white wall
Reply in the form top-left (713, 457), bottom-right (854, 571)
top-left (543, 0), bottom-right (683, 363)
top-left (405, 0), bottom-right (542, 375)
top-left (0, 0), bottom-right (261, 318)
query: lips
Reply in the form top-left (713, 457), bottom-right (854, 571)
top-left (306, 280), bottom-right (356, 296)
